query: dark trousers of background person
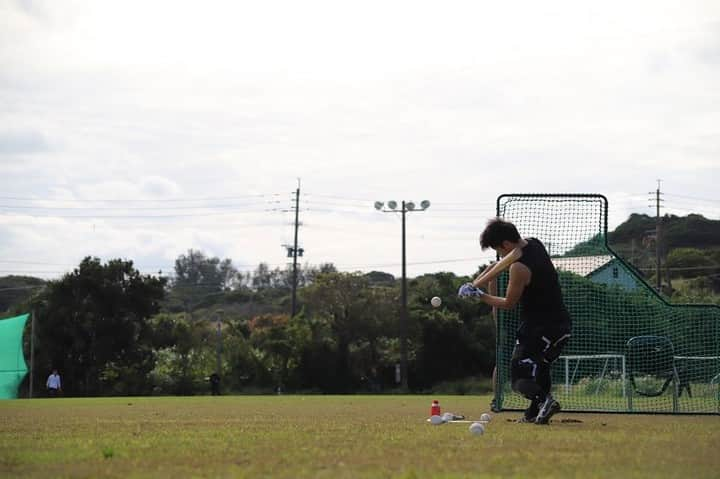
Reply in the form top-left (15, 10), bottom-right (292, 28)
top-left (47, 388), bottom-right (59, 397)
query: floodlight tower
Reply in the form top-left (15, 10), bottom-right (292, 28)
top-left (374, 199), bottom-right (431, 391)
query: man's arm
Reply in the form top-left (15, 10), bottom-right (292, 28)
top-left (487, 276), bottom-right (498, 317)
top-left (472, 247), bottom-right (522, 288)
top-left (478, 262), bottom-right (529, 310)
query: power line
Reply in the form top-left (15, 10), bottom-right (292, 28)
top-left (335, 256), bottom-right (494, 269)
top-left (664, 193), bottom-right (720, 204)
top-left (0, 209), bottom-right (282, 219)
top-left (0, 260), bottom-right (71, 266)
top-left (0, 193), bottom-right (284, 203)
top-left (304, 193), bottom-right (375, 203)
top-left (0, 200), bottom-right (281, 211)
top-left (636, 265), bottom-right (720, 272)
top-left (0, 254), bottom-right (496, 276)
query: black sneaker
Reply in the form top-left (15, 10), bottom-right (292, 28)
top-left (516, 398), bottom-right (539, 423)
top-left (535, 395), bottom-right (560, 425)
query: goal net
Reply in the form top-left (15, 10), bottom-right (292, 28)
top-left (494, 194), bottom-right (720, 414)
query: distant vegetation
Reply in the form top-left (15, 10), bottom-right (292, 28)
top-left (1, 213), bottom-right (717, 397)
top-left (2, 253), bottom-right (495, 397)
top-left (609, 213), bottom-right (720, 249)
top-left (608, 213), bottom-right (720, 303)
top-left (561, 213), bottom-right (720, 303)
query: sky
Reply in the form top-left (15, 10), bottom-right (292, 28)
top-left (1, 0), bottom-right (719, 281)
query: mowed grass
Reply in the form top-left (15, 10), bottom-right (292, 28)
top-left (1, 395), bottom-right (719, 478)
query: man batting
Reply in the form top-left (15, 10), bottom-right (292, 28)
top-left (458, 218), bottom-right (572, 425)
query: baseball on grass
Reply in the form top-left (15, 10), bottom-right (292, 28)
top-left (429, 415), bottom-right (445, 425)
top-left (469, 422), bottom-right (485, 436)
top-left (480, 413), bottom-right (492, 422)
top-left (431, 296), bottom-right (442, 308)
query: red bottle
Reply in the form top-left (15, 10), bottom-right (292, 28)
top-left (430, 400), bottom-right (441, 416)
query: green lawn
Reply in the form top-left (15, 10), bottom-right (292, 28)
top-left (1, 395), bottom-right (719, 478)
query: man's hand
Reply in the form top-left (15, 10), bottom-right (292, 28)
top-left (458, 283), bottom-right (485, 298)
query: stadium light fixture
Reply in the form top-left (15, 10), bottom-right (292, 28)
top-left (373, 199), bottom-right (431, 391)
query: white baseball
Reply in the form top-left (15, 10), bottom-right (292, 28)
top-left (431, 296), bottom-right (442, 308)
top-left (469, 422), bottom-right (485, 436)
top-left (429, 415), bottom-right (445, 425)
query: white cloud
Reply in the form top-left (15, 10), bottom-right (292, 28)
top-left (0, 0), bottom-right (719, 279)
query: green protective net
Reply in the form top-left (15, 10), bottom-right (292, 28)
top-left (494, 195), bottom-right (720, 414)
top-left (0, 314), bottom-right (29, 399)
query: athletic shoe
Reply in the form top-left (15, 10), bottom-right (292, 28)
top-left (516, 399), bottom-right (539, 423)
top-left (535, 395), bottom-right (561, 425)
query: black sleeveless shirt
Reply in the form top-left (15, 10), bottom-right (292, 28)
top-left (516, 238), bottom-right (570, 327)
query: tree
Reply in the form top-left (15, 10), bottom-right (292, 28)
top-left (0, 275), bottom-right (45, 314)
top-left (247, 313), bottom-right (311, 391)
top-left (173, 249), bottom-right (237, 294)
top-left (300, 272), bottom-right (389, 392)
top-left (666, 248), bottom-right (717, 278)
top-left (147, 313), bottom-right (214, 395)
top-left (408, 272), bottom-right (495, 388)
top-left (251, 262), bottom-right (274, 290)
top-left (168, 250), bottom-right (238, 314)
top-left (30, 257), bottom-right (166, 396)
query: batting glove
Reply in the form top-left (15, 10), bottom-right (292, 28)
top-left (458, 283), bottom-right (485, 298)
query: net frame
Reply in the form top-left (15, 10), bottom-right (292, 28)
top-left (493, 193), bottom-right (720, 415)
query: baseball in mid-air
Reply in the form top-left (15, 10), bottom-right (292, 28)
top-left (431, 296), bottom-right (442, 308)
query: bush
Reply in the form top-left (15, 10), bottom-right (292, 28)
top-left (577, 376), bottom-right (625, 397)
top-left (428, 376), bottom-right (493, 395)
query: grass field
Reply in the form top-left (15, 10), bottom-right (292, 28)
top-left (1, 394), bottom-right (719, 478)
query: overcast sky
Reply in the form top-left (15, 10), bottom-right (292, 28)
top-left (1, 0), bottom-right (719, 281)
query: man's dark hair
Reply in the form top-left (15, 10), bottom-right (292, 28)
top-left (479, 218), bottom-right (521, 249)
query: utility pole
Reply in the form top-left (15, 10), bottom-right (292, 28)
top-left (286, 179), bottom-right (303, 317)
top-left (291, 181), bottom-right (300, 317)
top-left (650, 180), bottom-right (664, 292)
top-left (374, 199), bottom-right (431, 391)
top-left (215, 310), bottom-right (223, 376)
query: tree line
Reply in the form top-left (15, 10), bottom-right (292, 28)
top-left (4, 212), bottom-right (717, 396)
top-left (7, 252), bottom-right (495, 396)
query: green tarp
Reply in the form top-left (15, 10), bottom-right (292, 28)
top-left (0, 314), bottom-right (28, 399)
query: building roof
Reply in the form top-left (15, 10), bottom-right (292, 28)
top-left (551, 255), bottom-right (615, 277)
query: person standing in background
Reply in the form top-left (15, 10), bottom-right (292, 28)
top-left (46, 369), bottom-right (61, 397)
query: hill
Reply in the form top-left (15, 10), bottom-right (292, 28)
top-left (609, 213), bottom-right (720, 249)
top-left (0, 276), bottom-right (46, 314)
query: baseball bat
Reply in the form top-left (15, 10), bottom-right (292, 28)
top-left (472, 246), bottom-right (522, 287)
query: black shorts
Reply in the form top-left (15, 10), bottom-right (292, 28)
top-left (511, 322), bottom-right (571, 379)
top-left (515, 322), bottom-right (571, 362)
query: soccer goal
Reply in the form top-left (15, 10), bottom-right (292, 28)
top-left (493, 194), bottom-right (720, 415)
